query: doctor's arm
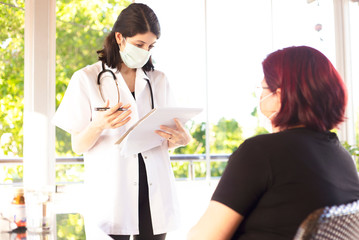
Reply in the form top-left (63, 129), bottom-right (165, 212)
top-left (71, 102), bottom-right (132, 154)
top-left (187, 200), bottom-right (244, 240)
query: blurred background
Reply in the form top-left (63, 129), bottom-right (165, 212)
top-left (1, 0), bottom-right (359, 239)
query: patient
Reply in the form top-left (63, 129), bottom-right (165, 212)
top-left (187, 46), bottom-right (359, 240)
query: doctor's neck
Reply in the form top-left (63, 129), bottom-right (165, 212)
top-left (120, 63), bottom-right (136, 75)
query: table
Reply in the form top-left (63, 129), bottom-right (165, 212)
top-left (0, 213), bottom-right (85, 240)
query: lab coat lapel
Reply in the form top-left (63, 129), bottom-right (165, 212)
top-left (110, 68), bottom-right (139, 125)
top-left (134, 69), bottom-right (150, 101)
top-left (116, 68), bottom-right (151, 156)
top-left (111, 68), bottom-right (152, 136)
top-left (135, 68), bottom-right (153, 115)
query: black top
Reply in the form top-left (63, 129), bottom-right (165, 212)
top-left (212, 128), bottom-right (359, 240)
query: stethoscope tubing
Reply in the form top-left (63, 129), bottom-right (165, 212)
top-left (97, 62), bottom-right (154, 110)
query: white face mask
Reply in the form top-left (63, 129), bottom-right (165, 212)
top-left (258, 91), bottom-right (277, 132)
top-left (119, 40), bottom-right (151, 69)
top-left (260, 92), bottom-right (274, 103)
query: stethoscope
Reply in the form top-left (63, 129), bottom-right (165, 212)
top-left (97, 62), bottom-right (154, 109)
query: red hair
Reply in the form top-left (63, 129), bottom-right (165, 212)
top-left (262, 46), bottom-right (347, 132)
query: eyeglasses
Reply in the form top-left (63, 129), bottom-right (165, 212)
top-left (256, 86), bottom-right (270, 90)
top-left (255, 86), bottom-right (271, 98)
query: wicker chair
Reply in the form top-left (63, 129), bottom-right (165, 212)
top-left (293, 200), bottom-right (359, 240)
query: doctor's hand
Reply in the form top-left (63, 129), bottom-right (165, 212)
top-left (92, 101), bottom-right (132, 130)
top-left (71, 101), bottom-right (132, 155)
top-left (155, 118), bottom-right (192, 149)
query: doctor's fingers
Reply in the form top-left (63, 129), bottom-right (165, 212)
top-left (173, 118), bottom-right (186, 131)
top-left (157, 126), bottom-right (190, 142)
top-left (165, 130), bottom-right (191, 147)
top-left (155, 130), bottom-right (173, 140)
top-left (111, 116), bottom-right (131, 128)
top-left (97, 109), bottom-right (130, 129)
top-left (105, 108), bottom-right (132, 120)
top-left (159, 121), bottom-right (187, 136)
top-left (168, 125), bottom-right (192, 146)
top-left (159, 119), bottom-right (185, 133)
top-left (110, 110), bottom-right (132, 126)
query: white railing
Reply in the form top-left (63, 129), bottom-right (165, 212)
top-left (0, 154), bottom-right (230, 186)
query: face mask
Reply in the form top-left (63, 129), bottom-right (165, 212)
top-left (119, 40), bottom-right (151, 69)
top-left (258, 91), bottom-right (276, 132)
top-left (260, 92), bottom-right (274, 103)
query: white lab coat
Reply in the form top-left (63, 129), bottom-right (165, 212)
top-left (53, 61), bottom-right (180, 236)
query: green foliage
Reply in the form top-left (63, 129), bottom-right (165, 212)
top-left (1, 165), bottom-right (23, 183)
top-left (0, 0), bottom-right (131, 183)
top-left (1, 0), bottom-right (132, 157)
top-left (171, 118), bottom-right (244, 178)
top-left (56, 164), bottom-right (85, 183)
top-left (4, 0), bottom-right (358, 184)
top-left (342, 142), bottom-right (359, 156)
top-left (56, 213), bottom-right (85, 240)
top-left (186, 161), bottom-right (228, 178)
top-left (211, 118), bottom-right (243, 153)
top-left (0, 0), bottom-right (249, 183)
top-left (56, 127), bottom-right (75, 157)
top-left (254, 126), bottom-right (269, 136)
top-left (0, 0), bottom-right (25, 157)
top-left (55, 0), bottom-right (131, 157)
top-left (211, 161), bottom-right (228, 177)
top-left (173, 118), bottom-right (245, 155)
top-left (251, 106), bottom-right (269, 136)
top-left (171, 161), bottom-right (189, 179)
top-left (193, 161), bottom-right (207, 178)
top-left (174, 121), bottom-right (206, 154)
top-left (342, 141), bottom-right (359, 171)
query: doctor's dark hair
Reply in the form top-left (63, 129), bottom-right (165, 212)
top-left (97, 3), bottom-right (160, 72)
top-left (262, 46), bottom-right (347, 132)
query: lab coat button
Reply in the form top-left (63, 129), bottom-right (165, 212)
top-left (133, 154), bottom-right (137, 158)
top-left (133, 182), bottom-right (137, 186)
top-left (149, 182), bottom-right (152, 186)
top-left (144, 156), bottom-right (148, 159)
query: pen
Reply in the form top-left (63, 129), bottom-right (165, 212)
top-left (94, 107), bottom-right (127, 111)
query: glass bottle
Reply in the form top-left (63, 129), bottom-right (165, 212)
top-left (12, 188), bottom-right (26, 227)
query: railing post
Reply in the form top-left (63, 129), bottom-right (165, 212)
top-left (188, 160), bottom-right (194, 180)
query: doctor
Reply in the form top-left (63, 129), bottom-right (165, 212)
top-left (53, 3), bottom-right (191, 240)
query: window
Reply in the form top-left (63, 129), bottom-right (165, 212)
top-left (54, 0), bottom-right (132, 183)
top-left (0, 1), bottom-right (25, 184)
top-left (140, 0), bottom-right (208, 178)
top-left (138, 0), bottom-right (342, 178)
top-left (206, 0), bottom-right (272, 176)
top-left (348, 0), bottom-right (359, 166)
top-left (271, 0), bottom-right (335, 62)
top-left (1, 0), bottom-right (358, 186)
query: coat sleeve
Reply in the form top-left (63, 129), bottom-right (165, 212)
top-left (52, 70), bottom-right (92, 134)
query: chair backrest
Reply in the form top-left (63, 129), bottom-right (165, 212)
top-left (293, 200), bottom-right (359, 240)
